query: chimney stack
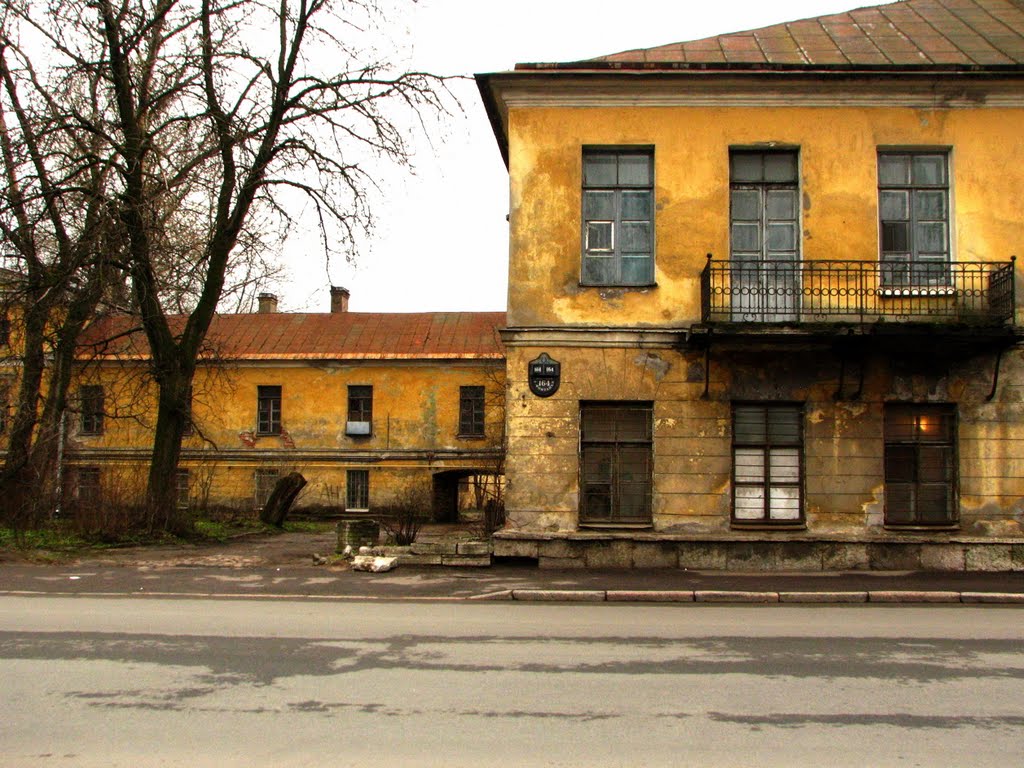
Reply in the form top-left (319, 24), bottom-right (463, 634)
top-left (257, 292), bottom-right (278, 314)
top-left (330, 286), bottom-right (350, 313)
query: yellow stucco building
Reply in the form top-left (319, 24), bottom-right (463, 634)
top-left (68, 288), bottom-right (505, 522)
top-left (478, 0), bottom-right (1024, 568)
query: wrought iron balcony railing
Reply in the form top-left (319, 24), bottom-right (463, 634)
top-left (700, 256), bottom-right (1016, 326)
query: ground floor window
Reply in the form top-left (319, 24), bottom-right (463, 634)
top-left (580, 402), bottom-right (653, 526)
top-left (732, 403), bottom-right (803, 525)
top-left (254, 469), bottom-right (279, 509)
top-left (76, 466), bottom-right (101, 507)
top-left (176, 469), bottom-right (190, 510)
top-left (347, 469), bottom-right (370, 512)
top-left (884, 404), bottom-right (957, 526)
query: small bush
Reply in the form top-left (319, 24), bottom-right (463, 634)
top-left (375, 485), bottom-right (432, 546)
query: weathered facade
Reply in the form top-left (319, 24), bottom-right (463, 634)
top-left (68, 290), bottom-right (505, 520)
top-left (478, 0), bottom-right (1024, 568)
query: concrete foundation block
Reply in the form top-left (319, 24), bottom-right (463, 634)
top-left (538, 539), bottom-right (584, 560)
top-left (1010, 544), bottom-right (1024, 572)
top-left (964, 544), bottom-right (1013, 572)
top-left (397, 554), bottom-right (443, 566)
top-left (679, 542), bottom-right (728, 570)
top-left (411, 541), bottom-right (458, 555)
top-left (493, 538), bottom-right (540, 559)
top-left (584, 540), bottom-right (634, 569)
top-left (456, 541), bottom-right (492, 556)
top-left (920, 544), bottom-right (965, 572)
top-left (632, 542), bottom-right (679, 569)
top-left (821, 543), bottom-right (870, 571)
top-left (774, 542), bottom-right (824, 571)
top-left (868, 543), bottom-right (922, 570)
top-left (726, 543), bottom-right (775, 571)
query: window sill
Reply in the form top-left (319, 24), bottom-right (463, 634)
top-left (256, 432), bottom-right (282, 438)
top-left (883, 523), bottom-right (960, 532)
top-left (579, 282), bottom-right (658, 290)
top-left (578, 522), bottom-right (654, 530)
top-left (457, 434), bottom-right (486, 441)
top-left (730, 521), bottom-right (807, 531)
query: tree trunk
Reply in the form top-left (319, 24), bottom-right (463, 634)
top-left (260, 472), bottom-right (307, 527)
top-left (146, 366), bottom-right (193, 535)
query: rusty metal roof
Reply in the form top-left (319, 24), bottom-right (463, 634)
top-left (80, 311), bottom-right (507, 362)
top-left (574, 0), bottom-right (1024, 68)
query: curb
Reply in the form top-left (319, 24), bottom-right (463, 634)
top-left (496, 589), bottom-right (1024, 604)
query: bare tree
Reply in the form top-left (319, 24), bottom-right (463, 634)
top-left (1, 0), bottom-right (448, 533)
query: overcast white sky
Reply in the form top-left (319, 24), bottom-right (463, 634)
top-left (276, 0), bottom-right (894, 314)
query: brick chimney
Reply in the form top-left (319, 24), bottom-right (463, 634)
top-left (257, 292), bottom-right (278, 313)
top-left (330, 286), bottom-right (350, 313)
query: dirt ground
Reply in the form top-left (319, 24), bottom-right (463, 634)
top-left (3, 529), bottom-right (342, 569)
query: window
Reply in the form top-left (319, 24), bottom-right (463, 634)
top-left (580, 403), bottom-right (653, 526)
top-left (76, 467), bottom-right (101, 507)
top-left (732, 404), bottom-right (803, 525)
top-left (878, 151), bottom-right (950, 287)
top-left (257, 385), bottom-right (281, 435)
top-left (0, 378), bottom-right (10, 433)
top-left (176, 469), bottom-right (190, 510)
top-left (581, 148), bottom-right (654, 286)
top-left (80, 385), bottom-right (104, 435)
top-left (459, 386), bottom-right (485, 437)
top-left (884, 404), bottom-right (957, 526)
top-left (729, 150), bottom-right (800, 321)
top-left (346, 469), bottom-right (369, 511)
top-left (254, 469), bottom-right (279, 508)
top-left (0, 313), bottom-right (9, 345)
top-left (346, 385), bottom-right (372, 436)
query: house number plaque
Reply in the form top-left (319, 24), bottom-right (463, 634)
top-left (528, 353), bottom-right (560, 398)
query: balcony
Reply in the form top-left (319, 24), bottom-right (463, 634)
top-left (700, 257), bottom-right (1016, 327)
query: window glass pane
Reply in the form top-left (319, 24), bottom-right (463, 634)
top-left (582, 255), bottom-right (616, 283)
top-left (918, 446), bottom-right (950, 483)
top-left (583, 190), bottom-right (615, 220)
top-left (767, 223), bottom-right (796, 251)
top-left (917, 411), bottom-right (952, 442)
top-left (620, 256), bottom-right (653, 285)
top-left (583, 154), bottom-right (616, 186)
top-left (734, 407), bottom-right (766, 443)
top-left (880, 190), bottom-right (909, 220)
top-left (879, 154), bottom-right (910, 185)
top-left (731, 223), bottom-right (760, 252)
top-left (618, 154), bottom-right (651, 186)
top-left (582, 446), bottom-right (613, 481)
top-left (884, 446), bottom-right (916, 482)
top-left (918, 486), bottom-right (952, 522)
top-left (619, 445), bottom-right (651, 481)
top-left (734, 486), bottom-right (765, 519)
top-left (884, 409), bottom-right (917, 441)
top-left (731, 153), bottom-right (762, 182)
top-left (885, 484), bottom-right (915, 523)
top-left (769, 486), bottom-right (801, 519)
top-left (912, 154), bottom-right (946, 185)
top-left (914, 190), bottom-right (947, 220)
top-left (764, 153), bottom-right (798, 183)
top-left (916, 222), bottom-right (947, 253)
top-left (769, 448), bottom-right (800, 482)
top-left (766, 189), bottom-right (797, 220)
top-left (734, 448), bottom-right (765, 482)
top-left (583, 487), bottom-right (612, 519)
top-left (620, 222), bottom-right (651, 253)
top-left (882, 222), bottom-right (910, 252)
top-left (620, 190), bottom-right (651, 220)
top-left (585, 222), bottom-right (613, 252)
top-left (731, 189), bottom-right (760, 220)
top-left (767, 408), bottom-right (800, 443)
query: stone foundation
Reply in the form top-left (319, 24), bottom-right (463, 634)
top-left (493, 532), bottom-right (1024, 572)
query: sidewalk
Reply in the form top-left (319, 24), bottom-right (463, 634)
top-left (3, 560), bottom-right (1024, 603)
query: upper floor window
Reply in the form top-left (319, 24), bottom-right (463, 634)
top-left (878, 151), bottom-right (950, 287)
top-left (581, 148), bottom-right (653, 286)
top-left (80, 385), bottom-right (104, 435)
top-left (729, 149), bottom-right (800, 322)
top-left (347, 385), bottom-right (373, 436)
top-left (257, 385), bottom-right (281, 435)
top-left (459, 385), bottom-right (485, 437)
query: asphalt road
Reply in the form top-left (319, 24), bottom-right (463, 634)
top-left (2, 596), bottom-right (1024, 767)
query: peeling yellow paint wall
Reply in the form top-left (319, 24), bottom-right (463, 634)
top-left (68, 358), bottom-right (505, 513)
top-left (507, 105), bottom-right (1024, 327)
